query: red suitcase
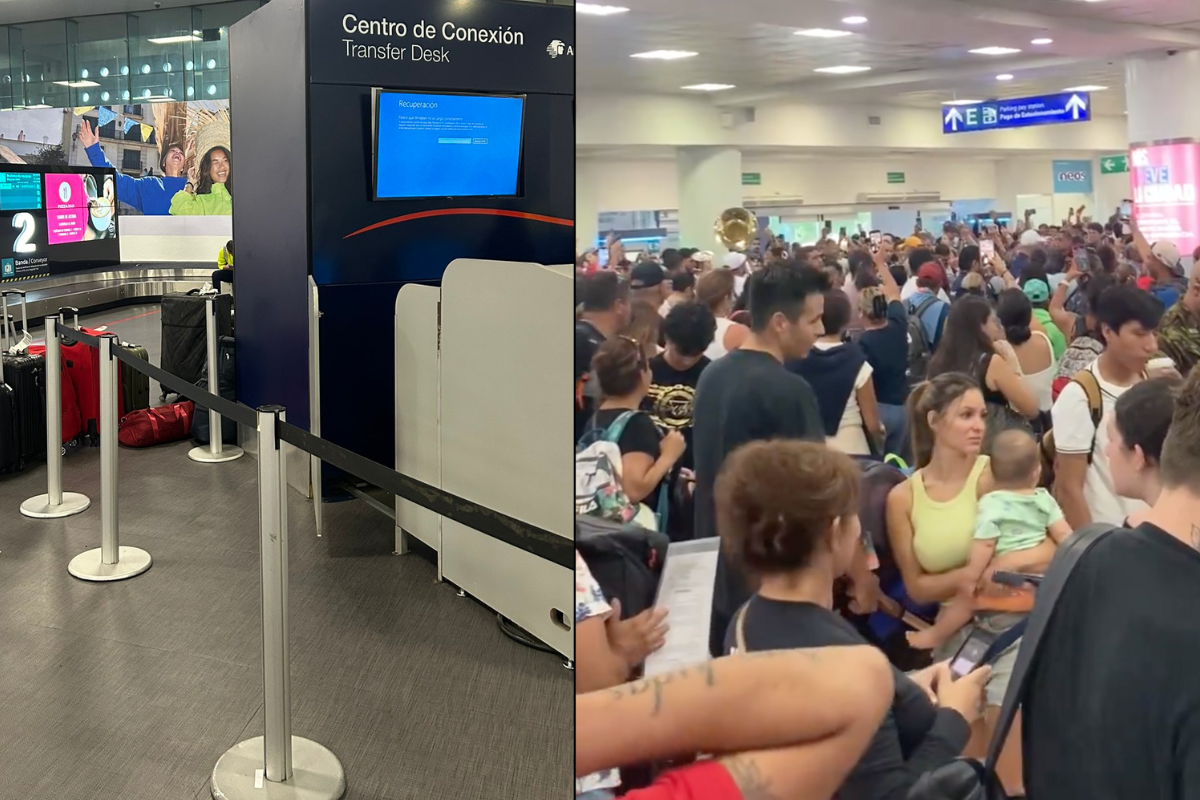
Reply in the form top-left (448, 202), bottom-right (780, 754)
top-left (55, 308), bottom-right (125, 443)
top-left (118, 402), bottom-right (195, 447)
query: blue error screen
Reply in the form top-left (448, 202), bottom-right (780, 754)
top-left (374, 91), bottom-right (525, 199)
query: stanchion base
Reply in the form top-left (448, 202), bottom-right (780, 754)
top-left (211, 736), bottom-right (346, 800)
top-left (67, 546), bottom-right (152, 582)
top-left (189, 445), bottom-right (245, 464)
top-left (20, 492), bottom-right (91, 519)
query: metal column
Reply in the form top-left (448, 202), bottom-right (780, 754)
top-left (189, 294), bottom-right (243, 463)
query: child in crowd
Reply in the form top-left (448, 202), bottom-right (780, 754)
top-left (907, 428), bottom-right (1071, 650)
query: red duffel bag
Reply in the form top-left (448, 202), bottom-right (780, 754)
top-left (118, 402), bottom-right (195, 448)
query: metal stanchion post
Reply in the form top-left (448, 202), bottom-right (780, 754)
top-left (211, 406), bottom-right (345, 800)
top-left (21, 316), bottom-right (91, 519)
top-left (189, 294), bottom-right (243, 464)
top-left (67, 334), bottom-right (151, 582)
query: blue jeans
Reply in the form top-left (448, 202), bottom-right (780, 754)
top-left (878, 402), bottom-right (910, 463)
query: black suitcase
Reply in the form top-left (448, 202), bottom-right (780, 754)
top-left (160, 290), bottom-right (233, 392)
top-left (192, 336), bottom-right (237, 445)
top-left (575, 515), bottom-right (670, 619)
top-left (120, 342), bottom-right (151, 413)
top-left (0, 352), bottom-right (46, 470)
top-left (0, 368), bottom-right (19, 474)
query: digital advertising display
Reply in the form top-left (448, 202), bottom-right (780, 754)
top-left (0, 165), bottom-right (119, 283)
top-left (1130, 140), bottom-right (1200, 259)
top-left (373, 90), bottom-right (526, 199)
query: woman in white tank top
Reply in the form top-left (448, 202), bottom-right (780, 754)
top-left (697, 269), bottom-right (749, 360)
top-left (996, 289), bottom-right (1057, 412)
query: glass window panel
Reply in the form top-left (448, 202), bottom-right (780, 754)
top-left (15, 20), bottom-right (69, 109)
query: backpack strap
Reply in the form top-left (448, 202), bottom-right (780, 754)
top-left (601, 410), bottom-right (638, 443)
top-left (912, 293), bottom-right (939, 319)
top-left (732, 599), bottom-right (751, 653)
top-left (983, 523), bottom-right (1117, 771)
top-left (1070, 369), bottom-right (1104, 465)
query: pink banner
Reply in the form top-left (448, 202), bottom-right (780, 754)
top-left (1130, 141), bottom-right (1200, 258)
top-left (44, 173), bottom-right (89, 244)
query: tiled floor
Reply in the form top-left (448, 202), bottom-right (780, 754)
top-left (0, 305), bottom-right (572, 800)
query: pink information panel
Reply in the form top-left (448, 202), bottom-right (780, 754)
top-left (1131, 141), bottom-right (1200, 257)
top-left (43, 174), bottom-right (89, 245)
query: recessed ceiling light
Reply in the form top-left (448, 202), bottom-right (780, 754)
top-left (147, 34), bottom-right (202, 44)
top-left (796, 28), bottom-right (853, 38)
top-left (814, 65), bottom-right (871, 74)
top-left (1063, 84), bottom-right (1106, 91)
top-left (52, 80), bottom-right (100, 88)
top-left (1031, 37), bottom-right (1053, 45)
top-left (942, 99), bottom-right (984, 105)
top-left (969, 46), bottom-right (1022, 55)
top-left (631, 50), bottom-right (698, 60)
top-left (682, 83), bottom-right (736, 91)
top-left (996, 74), bottom-right (1014, 81)
top-left (577, 3), bottom-right (630, 15)
top-left (841, 16), bottom-right (868, 24)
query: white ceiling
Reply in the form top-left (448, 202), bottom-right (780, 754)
top-left (577, 0), bottom-right (1200, 115)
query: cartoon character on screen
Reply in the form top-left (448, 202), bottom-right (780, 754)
top-left (77, 102), bottom-right (190, 216)
top-left (83, 174), bottom-right (116, 240)
top-left (169, 107), bottom-right (231, 216)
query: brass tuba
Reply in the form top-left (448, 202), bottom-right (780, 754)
top-left (714, 207), bottom-right (757, 252)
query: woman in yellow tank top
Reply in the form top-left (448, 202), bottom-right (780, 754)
top-left (884, 372), bottom-right (1025, 795)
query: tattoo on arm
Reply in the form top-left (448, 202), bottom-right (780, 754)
top-left (721, 755), bottom-right (781, 800)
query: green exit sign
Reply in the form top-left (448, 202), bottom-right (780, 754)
top-left (741, 172), bottom-right (762, 186)
top-left (887, 172), bottom-right (906, 184)
top-left (1100, 154), bottom-right (1128, 174)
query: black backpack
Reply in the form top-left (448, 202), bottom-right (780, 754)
top-left (906, 293), bottom-right (940, 386)
top-left (575, 515), bottom-right (669, 619)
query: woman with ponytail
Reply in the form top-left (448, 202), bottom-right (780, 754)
top-left (886, 373), bottom-right (1032, 794)
top-left (996, 288), bottom-right (1057, 414)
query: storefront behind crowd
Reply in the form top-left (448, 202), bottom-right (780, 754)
top-left (575, 211), bottom-right (1200, 800)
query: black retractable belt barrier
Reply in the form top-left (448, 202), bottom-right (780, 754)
top-left (60, 326), bottom-right (571, 569)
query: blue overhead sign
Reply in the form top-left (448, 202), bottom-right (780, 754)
top-left (942, 92), bottom-right (1091, 135)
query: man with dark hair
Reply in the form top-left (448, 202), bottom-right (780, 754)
top-left (661, 270), bottom-right (696, 316)
top-left (692, 262), bottom-right (833, 654)
top-left (645, 302), bottom-right (716, 486)
top-left (1026, 364), bottom-right (1200, 799)
top-left (629, 262), bottom-right (670, 307)
top-left (660, 248), bottom-right (682, 272)
top-left (575, 271), bottom-right (631, 441)
top-left (1086, 221), bottom-right (1104, 246)
top-left (900, 248), bottom-right (950, 303)
top-left (1051, 285), bottom-right (1165, 528)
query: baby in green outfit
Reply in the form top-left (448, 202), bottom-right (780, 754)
top-left (908, 428), bottom-right (1073, 650)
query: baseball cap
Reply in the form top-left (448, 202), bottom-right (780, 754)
top-left (916, 263), bottom-right (944, 285)
top-left (693, 250), bottom-right (714, 265)
top-left (629, 262), bottom-right (666, 289)
top-left (722, 252), bottom-right (748, 270)
top-left (1022, 278), bottom-right (1050, 304)
top-left (1151, 240), bottom-right (1182, 271)
top-left (903, 235), bottom-right (923, 249)
top-left (1019, 229), bottom-right (1042, 247)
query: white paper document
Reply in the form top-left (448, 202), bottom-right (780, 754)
top-left (643, 538), bottom-right (721, 677)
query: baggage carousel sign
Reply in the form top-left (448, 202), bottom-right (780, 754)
top-left (942, 92), bottom-right (1090, 135)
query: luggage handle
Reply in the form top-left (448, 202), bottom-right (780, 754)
top-left (57, 307), bottom-right (79, 329)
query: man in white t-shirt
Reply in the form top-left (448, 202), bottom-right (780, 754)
top-left (1051, 285), bottom-right (1165, 527)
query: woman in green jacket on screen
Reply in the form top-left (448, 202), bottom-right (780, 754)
top-left (170, 144), bottom-right (232, 216)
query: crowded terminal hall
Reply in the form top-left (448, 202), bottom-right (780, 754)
top-left (574, 0), bottom-right (1200, 794)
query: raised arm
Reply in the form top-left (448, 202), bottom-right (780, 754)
top-left (1048, 260), bottom-right (1081, 341)
top-left (874, 248), bottom-right (901, 302)
top-left (986, 352), bottom-right (1040, 419)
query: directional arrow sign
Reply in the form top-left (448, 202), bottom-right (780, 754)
top-left (941, 91), bottom-right (1091, 135)
top-left (1101, 154), bottom-right (1129, 174)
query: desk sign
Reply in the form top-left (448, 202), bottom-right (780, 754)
top-left (942, 92), bottom-right (1090, 135)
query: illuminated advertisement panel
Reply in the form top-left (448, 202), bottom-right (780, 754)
top-left (1130, 140), bottom-right (1200, 258)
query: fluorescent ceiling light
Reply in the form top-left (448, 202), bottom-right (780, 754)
top-left (942, 99), bottom-right (983, 105)
top-left (814, 65), bottom-right (871, 74)
top-left (796, 28), bottom-right (853, 38)
top-left (141, 94), bottom-right (172, 101)
top-left (147, 34), bottom-right (202, 44)
top-left (1031, 37), bottom-right (1053, 44)
top-left (841, 16), bottom-right (868, 24)
top-left (996, 74), bottom-right (1014, 81)
top-left (682, 83), bottom-right (736, 91)
top-left (25, 104), bottom-right (50, 109)
top-left (631, 50), bottom-right (698, 60)
top-left (577, 3), bottom-right (630, 15)
top-left (969, 46), bottom-right (1021, 55)
top-left (52, 80), bottom-right (100, 88)
top-left (1063, 84), bottom-right (1106, 91)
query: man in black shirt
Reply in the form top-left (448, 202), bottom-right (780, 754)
top-left (692, 261), bottom-right (830, 655)
top-left (645, 302), bottom-right (716, 472)
top-left (575, 272), bottom-right (630, 442)
top-left (1024, 366), bottom-right (1200, 798)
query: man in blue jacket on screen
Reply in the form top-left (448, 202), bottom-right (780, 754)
top-left (76, 118), bottom-right (187, 216)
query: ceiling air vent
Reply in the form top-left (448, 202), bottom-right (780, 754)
top-left (868, 115), bottom-right (882, 126)
top-left (857, 192), bottom-right (942, 204)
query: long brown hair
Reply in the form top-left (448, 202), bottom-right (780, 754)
top-left (906, 372), bottom-right (981, 468)
top-left (196, 146), bottom-right (232, 197)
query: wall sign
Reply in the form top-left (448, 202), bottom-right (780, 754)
top-left (1131, 140), bottom-right (1200, 259)
top-left (1100, 154), bottom-right (1129, 174)
top-left (741, 172), bottom-right (761, 186)
top-left (942, 92), bottom-right (1090, 135)
top-left (1052, 159), bottom-right (1094, 194)
top-left (887, 171), bottom-right (905, 184)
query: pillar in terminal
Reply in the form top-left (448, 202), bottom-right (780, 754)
top-left (1125, 52), bottom-right (1200, 262)
top-left (676, 147), bottom-right (742, 251)
top-left (576, 160), bottom-right (599, 258)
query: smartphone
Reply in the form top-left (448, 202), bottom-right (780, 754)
top-left (1073, 247), bottom-right (1090, 272)
top-left (869, 230), bottom-right (882, 253)
top-left (1120, 200), bottom-right (1132, 219)
top-left (979, 239), bottom-right (995, 260)
top-left (950, 627), bottom-right (997, 680)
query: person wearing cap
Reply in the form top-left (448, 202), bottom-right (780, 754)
top-left (899, 249), bottom-right (950, 304)
top-left (630, 262), bottom-right (670, 307)
top-left (722, 251), bottom-right (750, 298)
top-left (1155, 259), bottom-right (1200, 378)
top-left (692, 251), bottom-right (714, 273)
top-left (1021, 278), bottom-right (1066, 360)
top-left (905, 255), bottom-right (951, 351)
top-left (1130, 220), bottom-right (1187, 308)
top-left (678, 248), bottom-right (700, 273)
